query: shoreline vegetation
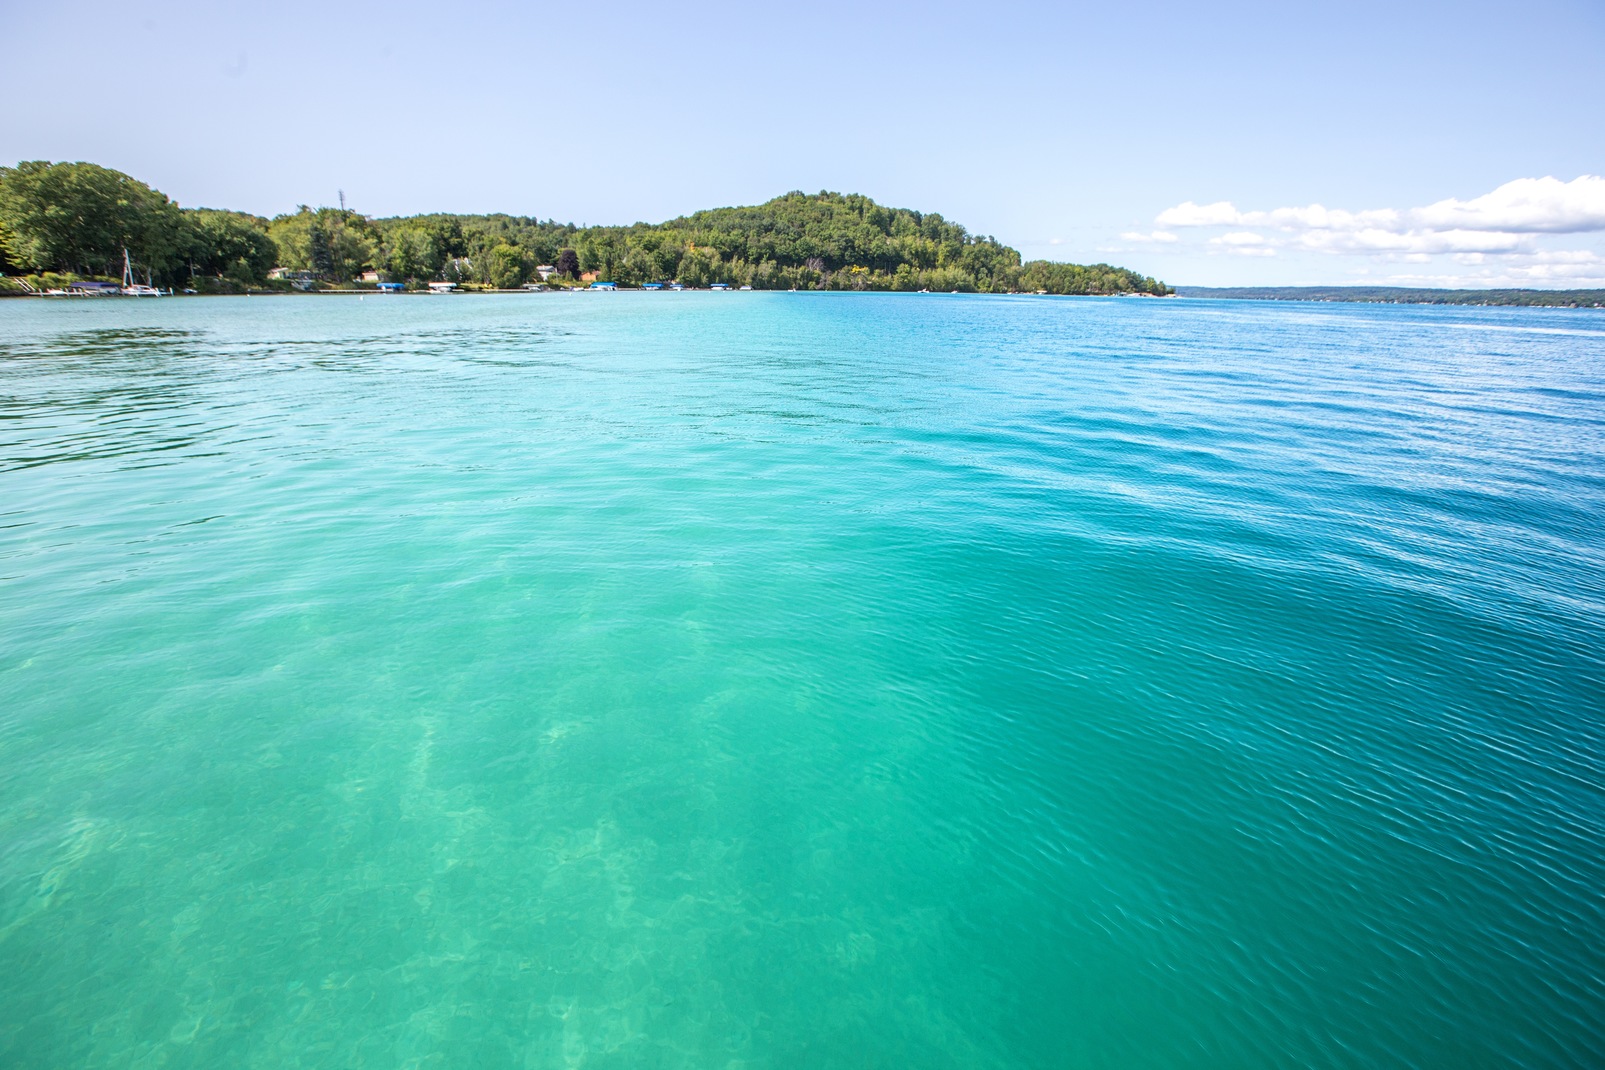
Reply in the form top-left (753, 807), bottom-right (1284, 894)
top-left (1176, 286), bottom-right (1605, 308)
top-left (0, 160), bottom-right (1169, 298)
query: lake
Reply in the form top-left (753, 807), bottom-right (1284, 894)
top-left (1, 293), bottom-right (1601, 1068)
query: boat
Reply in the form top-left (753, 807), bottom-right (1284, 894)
top-left (121, 249), bottom-right (162, 296)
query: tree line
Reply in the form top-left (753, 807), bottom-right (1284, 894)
top-left (1175, 286), bottom-right (1605, 308)
top-left (0, 161), bottom-right (1171, 295)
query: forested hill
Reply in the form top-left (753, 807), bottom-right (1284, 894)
top-left (1176, 286), bottom-right (1605, 308)
top-left (0, 160), bottom-right (1170, 295)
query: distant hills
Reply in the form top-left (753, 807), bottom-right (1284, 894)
top-left (0, 160), bottom-right (1170, 296)
top-left (1175, 286), bottom-right (1605, 308)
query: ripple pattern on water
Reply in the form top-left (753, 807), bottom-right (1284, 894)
top-left (1, 294), bottom-right (1602, 1068)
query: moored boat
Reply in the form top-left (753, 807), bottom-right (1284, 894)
top-left (121, 249), bottom-right (162, 296)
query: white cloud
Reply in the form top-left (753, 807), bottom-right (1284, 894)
top-left (1156, 177), bottom-right (1605, 238)
top-left (1249, 205), bottom-right (1401, 231)
top-left (1207, 232), bottom-right (1276, 256)
top-left (1522, 249), bottom-right (1602, 264)
top-left (1148, 177), bottom-right (1605, 284)
top-left (1294, 227), bottom-right (1532, 255)
top-left (1413, 176), bottom-right (1605, 234)
top-left (1155, 201), bottom-right (1242, 227)
top-left (1120, 230), bottom-right (1178, 243)
top-left (1362, 249), bottom-right (1605, 288)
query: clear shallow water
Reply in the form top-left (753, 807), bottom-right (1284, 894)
top-left (1, 293), bottom-right (1601, 1069)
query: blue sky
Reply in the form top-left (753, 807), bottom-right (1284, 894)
top-left (4, 0), bottom-right (1602, 287)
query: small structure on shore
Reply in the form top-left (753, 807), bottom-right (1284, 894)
top-left (588, 281), bottom-right (618, 291)
top-left (428, 281), bottom-right (457, 293)
top-left (269, 268), bottom-right (318, 291)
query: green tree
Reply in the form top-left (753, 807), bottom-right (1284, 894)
top-left (676, 246), bottom-right (722, 287)
top-left (267, 206), bottom-right (376, 281)
top-left (185, 209), bottom-right (277, 284)
top-left (0, 160), bottom-right (187, 281)
top-left (385, 226), bottom-right (444, 282)
top-left (1, 164), bottom-right (1170, 298)
top-left (484, 243), bottom-right (529, 289)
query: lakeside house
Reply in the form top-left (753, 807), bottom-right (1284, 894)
top-left (358, 271), bottom-right (382, 284)
top-left (267, 268), bottom-right (318, 291)
top-left (535, 265), bottom-right (556, 281)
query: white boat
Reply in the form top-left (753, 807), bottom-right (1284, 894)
top-left (121, 249), bottom-right (162, 297)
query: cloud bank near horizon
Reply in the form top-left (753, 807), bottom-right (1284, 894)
top-left (1137, 176), bottom-right (1605, 287)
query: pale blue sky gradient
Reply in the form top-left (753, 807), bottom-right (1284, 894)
top-left (4, 0), bottom-right (1602, 286)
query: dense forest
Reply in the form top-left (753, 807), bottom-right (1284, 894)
top-left (1175, 286), bottom-right (1605, 308)
top-left (0, 160), bottom-right (1170, 295)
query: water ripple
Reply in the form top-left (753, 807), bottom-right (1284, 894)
top-left (0, 294), bottom-right (1601, 1069)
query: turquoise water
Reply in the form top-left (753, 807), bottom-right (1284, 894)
top-left (1, 293), bottom-right (1601, 1068)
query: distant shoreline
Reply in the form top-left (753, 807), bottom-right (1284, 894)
top-left (7, 286), bottom-right (1601, 306)
top-left (1, 288), bottom-right (1173, 300)
top-left (1174, 286), bottom-right (1604, 308)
